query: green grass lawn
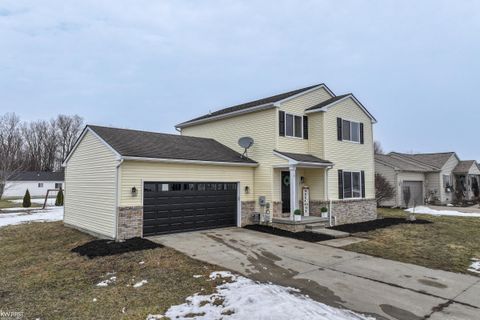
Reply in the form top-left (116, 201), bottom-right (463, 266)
top-left (343, 208), bottom-right (480, 275)
top-left (0, 222), bottom-right (223, 319)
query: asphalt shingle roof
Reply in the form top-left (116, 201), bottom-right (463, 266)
top-left (453, 160), bottom-right (476, 174)
top-left (375, 154), bottom-right (434, 172)
top-left (305, 94), bottom-right (351, 111)
top-left (389, 152), bottom-right (455, 170)
top-left (88, 125), bottom-right (257, 165)
top-left (274, 150), bottom-right (332, 164)
top-left (177, 84), bottom-right (326, 127)
top-left (8, 171), bottom-right (64, 181)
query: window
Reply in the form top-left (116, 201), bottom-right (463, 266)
top-left (294, 115), bottom-right (302, 137)
top-left (342, 171), bottom-right (363, 198)
top-left (342, 120), bottom-right (361, 143)
top-left (55, 183), bottom-right (62, 189)
top-left (285, 114), bottom-right (294, 136)
top-left (38, 183), bottom-right (44, 188)
top-left (284, 113), bottom-right (302, 138)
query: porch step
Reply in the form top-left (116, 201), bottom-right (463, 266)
top-left (304, 222), bottom-right (329, 230)
top-left (306, 227), bottom-right (350, 239)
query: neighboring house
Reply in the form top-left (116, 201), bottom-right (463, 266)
top-left (453, 160), bottom-right (480, 201)
top-left (3, 171), bottom-right (64, 199)
top-left (63, 84), bottom-right (377, 240)
top-left (375, 152), bottom-right (480, 207)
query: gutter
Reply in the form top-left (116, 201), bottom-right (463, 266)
top-left (121, 156), bottom-right (258, 167)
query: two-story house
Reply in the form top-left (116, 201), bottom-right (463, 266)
top-left (63, 84), bottom-right (377, 240)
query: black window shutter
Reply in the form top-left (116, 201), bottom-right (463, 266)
top-left (361, 171), bottom-right (366, 198)
top-left (303, 116), bottom-right (308, 139)
top-left (360, 123), bottom-right (364, 144)
top-left (338, 170), bottom-right (344, 199)
top-left (337, 118), bottom-right (343, 141)
top-left (279, 111), bottom-right (285, 136)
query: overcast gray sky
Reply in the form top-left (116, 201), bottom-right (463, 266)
top-left (1, 1), bottom-right (479, 160)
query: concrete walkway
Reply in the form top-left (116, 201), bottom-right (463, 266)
top-left (151, 228), bottom-right (480, 320)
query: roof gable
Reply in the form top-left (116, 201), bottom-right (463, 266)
top-left (305, 94), bottom-right (377, 123)
top-left (454, 160), bottom-right (480, 174)
top-left (176, 84), bottom-right (333, 128)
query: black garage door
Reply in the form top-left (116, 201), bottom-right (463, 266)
top-left (143, 182), bottom-right (238, 236)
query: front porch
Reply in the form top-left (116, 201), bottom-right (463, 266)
top-left (273, 150), bottom-right (334, 220)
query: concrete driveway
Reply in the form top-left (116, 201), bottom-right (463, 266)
top-left (151, 228), bottom-right (480, 320)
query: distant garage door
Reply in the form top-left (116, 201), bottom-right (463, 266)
top-left (402, 181), bottom-right (424, 207)
top-left (143, 182), bottom-right (238, 236)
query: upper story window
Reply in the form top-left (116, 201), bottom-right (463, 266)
top-left (337, 117), bottom-right (364, 144)
top-left (279, 111), bottom-right (308, 139)
top-left (55, 183), bottom-right (63, 189)
top-left (38, 183), bottom-right (44, 188)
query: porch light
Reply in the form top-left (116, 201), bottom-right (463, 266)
top-left (244, 186), bottom-right (250, 194)
top-left (131, 186), bottom-right (138, 196)
top-left (300, 176), bottom-right (305, 184)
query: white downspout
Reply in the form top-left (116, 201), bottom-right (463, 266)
top-left (115, 158), bottom-right (124, 240)
top-left (324, 167), bottom-right (333, 226)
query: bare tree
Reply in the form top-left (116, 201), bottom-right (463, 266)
top-left (374, 141), bottom-right (384, 154)
top-left (375, 173), bottom-right (395, 207)
top-left (56, 115), bottom-right (83, 167)
top-left (0, 113), bottom-right (23, 198)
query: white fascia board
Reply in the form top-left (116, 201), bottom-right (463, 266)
top-left (305, 94), bottom-right (378, 124)
top-left (121, 156), bottom-right (258, 167)
top-left (61, 127), bottom-right (122, 167)
top-left (273, 84), bottom-right (335, 107)
top-left (175, 103), bottom-right (276, 129)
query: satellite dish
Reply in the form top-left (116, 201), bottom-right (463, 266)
top-left (238, 137), bottom-right (254, 158)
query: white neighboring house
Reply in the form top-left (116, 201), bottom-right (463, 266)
top-left (3, 171), bottom-right (64, 199)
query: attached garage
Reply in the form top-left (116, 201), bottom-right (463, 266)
top-left (143, 182), bottom-right (238, 236)
top-left (401, 181), bottom-right (424, 207)
top-left (63, 125), bottom-right (256, 240)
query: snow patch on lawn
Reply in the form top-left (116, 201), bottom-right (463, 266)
top-left (162, 271), bottom-right (374, 320)
top-left (405, 206), bottom-right (480, 217)
top-left (96, 276), bottom-right (117, 287)
top-left (468, 259), bottom-right (480, 274)
top-left (133, 280), bottom-right (148, 288)
top-left (0, 206), bottom-right (63, 227)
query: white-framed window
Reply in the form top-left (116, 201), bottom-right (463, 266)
top-left (38, 183), bottom-right (44, 188)
top-left (342, 119), bottom-right (361, 143)
top-left (55, 183), bottom-right (63, 189)
top-left (284, 113), bottom-right (303, 138)
top-left (342, 171), bottom-right (362, 198)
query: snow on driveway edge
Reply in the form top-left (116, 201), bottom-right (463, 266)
top-left (151, 271), bottom-right (374, 320)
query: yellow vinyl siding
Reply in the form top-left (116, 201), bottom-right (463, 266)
top-left (277, 87), bottom-right (332, 154)
top-left (119, 161), bottom-right (254, 207)
top-left (181, 108), bottom-right (277, 207)
top-left (64, 131), bottom-right (118, 238)
top-left (323, 97), bottom-right (375, 199)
